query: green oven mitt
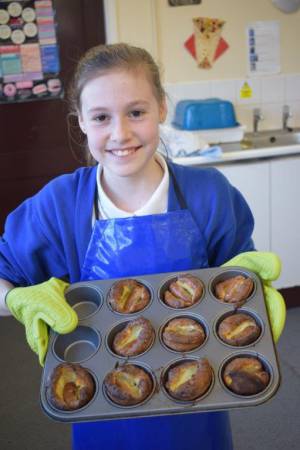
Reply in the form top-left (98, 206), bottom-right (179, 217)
top-left (5, 277), bottom-right (78, 366)
top-left (223, 251), bottom-right (286, 343)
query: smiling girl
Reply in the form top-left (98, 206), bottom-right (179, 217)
top-left (0, 43), bottom-right (285, 450)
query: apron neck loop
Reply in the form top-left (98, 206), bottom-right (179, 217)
top-left (93, 159), bottom-right (188, 220)
top-left (167, 163), bottom-right (188, 210)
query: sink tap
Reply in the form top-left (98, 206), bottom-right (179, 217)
top-left (253, 108), bottom-right (264, 133)
top-left (282, 104), bottom-right (292, 131)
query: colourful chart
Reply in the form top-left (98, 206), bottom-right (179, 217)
top-left (0, 0), bottom-right (62, 103)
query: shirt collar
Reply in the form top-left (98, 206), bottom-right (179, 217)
top-left (96, 152), bottom-right (169, 219)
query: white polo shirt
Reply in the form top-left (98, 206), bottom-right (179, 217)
top-left (95, 152), bottom-right (169, 220)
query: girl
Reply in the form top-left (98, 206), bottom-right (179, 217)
top-left (0, 43), bottom-right (285, 450)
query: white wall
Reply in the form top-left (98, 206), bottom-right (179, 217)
top-left (104, 0), bottom-right (300, 131)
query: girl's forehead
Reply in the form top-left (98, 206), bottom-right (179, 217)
top-left (80, 68), bottom-right (158, 105)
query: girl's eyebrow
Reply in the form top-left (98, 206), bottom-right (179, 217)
top-left (87, 100), bottom-right (150, 114)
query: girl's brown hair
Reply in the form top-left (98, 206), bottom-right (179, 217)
top-left (69, 42), bottom-right (165, 114)
top-left (67, 43), bottom-right (165, 165)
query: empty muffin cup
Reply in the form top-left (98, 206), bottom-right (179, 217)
top-left (65, 285), bottom-right (103, 320)
top-left (159, 274), bottom-right (204, 309)
top-left (53, 326), bottom-right (101, 363)
top-left (210, 270), bottom-right (256, 305)
top-left (220, 353), bottom-right (272, 397)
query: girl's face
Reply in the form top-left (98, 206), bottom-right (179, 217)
top-left (78, 68), bottom-right (167, 180)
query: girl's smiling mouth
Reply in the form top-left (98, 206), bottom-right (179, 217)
top-left (106, 146), bottom-right (142, 157)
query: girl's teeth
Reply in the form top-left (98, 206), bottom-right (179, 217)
top-left (112, 149), bottom-right (136, 156)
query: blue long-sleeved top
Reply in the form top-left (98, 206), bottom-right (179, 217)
top-left (0, 161), bottom-right (254, 286)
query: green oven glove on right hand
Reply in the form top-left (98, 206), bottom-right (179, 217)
top-left (223, 251), bottom-right (286, 343)
top-left (5, 277), bottom-right (78, 366)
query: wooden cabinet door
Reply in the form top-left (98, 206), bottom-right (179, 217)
top-left (0, 0), bottom-right (105, 233)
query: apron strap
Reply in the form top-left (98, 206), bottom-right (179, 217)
top-left (93, 158), bottom-right (188, 220)
top-left (167, 162), bottom-right (188, 210)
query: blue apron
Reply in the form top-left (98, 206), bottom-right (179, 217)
top-left (74, 166), bottom-right (233, 450)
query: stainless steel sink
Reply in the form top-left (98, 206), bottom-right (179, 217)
top-left (220, 128), bottom-right (300, 152)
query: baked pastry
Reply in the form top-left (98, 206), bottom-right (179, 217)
top-left (162, 317), bottom-right (206, 352)
top-left (223, 356), bottom-right (270, 396)
top-left (163, 274), bottom-right (203, 308)
top-left (214, 275), bottom-right (254, 304)
top-left (108, 279), bottom-right (150, 314)
top-left (104, 364), bottom-right (153, 406)
top-left (218, 313), bottom-right (261, 346)
top-left (112, 317), bottom-right (154, 357)
top-left (165, 359), bottom-right (212, 401)
top-left (47, 363), bottom-right (95, 411)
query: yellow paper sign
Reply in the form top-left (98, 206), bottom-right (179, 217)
top-left (240, 82), bottom-right (252, 99)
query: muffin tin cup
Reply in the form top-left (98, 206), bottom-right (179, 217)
top-left (45, 367), bottom-right (99, 414)
top-left (105, 318), bottom-right (156, 359)
top-left (102, 361), bottom-right (157, 409)
top-left (218, 351), bottom-right (274, 399)
top-left (40, 266), bottom-right (281, 422)
top-left (161, 356), bottom-right (215, 404)
top-left (159, 313), bottom-right (208, 354)
top-left (213, 308), bottom-right (264, 349)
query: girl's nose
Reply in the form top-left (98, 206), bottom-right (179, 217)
top-left (110, 118), bottom-right (131, 143)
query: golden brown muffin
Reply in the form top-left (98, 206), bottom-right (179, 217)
top-left (112, 317), bottom-right (155, 357)
top-left (165, 359), bottom-right (212, 401)
top-left (164, 274), bottom-right (203, 308)
top-left (108, 279), bottom-right (151, 314)
top-left (223, 356), bottom-right (270, 395)
top-left (47, 363), bottom-right (95, 411)
top-left (104, 364), bottom-right (153, 406)
top-left (214, 275), bottom-right (254, 304)
top-left (218, 313), bottom-right (261, 346)
top-left (162, 317), bottom-right (206, 352)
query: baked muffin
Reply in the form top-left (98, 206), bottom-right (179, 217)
top-left (104, 364), bottom-right (153, 406)
top-left (223, 356), bottom-right (270, 396)
top-left (162, 317), bottom-right (206, 352)
top-left (47, 363), bottom-right (95, 411)
top-left (215, 275), bottom-right (254, 304)
top-left (218, 313), bottom-right (261, 346)
top-left (165, 359), bottom-right (212, 401)
top-left (112, 317), bottom-right (154, 357)
top-left (164, 274), bottom-right (203, 308)
top-left (108, 279), bottom-right (151, 314)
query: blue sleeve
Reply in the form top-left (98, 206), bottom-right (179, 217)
top-left (0, 168), bottom-right (95, 286)
top-left (200, 169), bottom-right (255, 266)
top-left (0, 188), bottom-right (70, 286)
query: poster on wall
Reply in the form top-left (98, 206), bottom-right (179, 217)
top-left (0, 0), bottom-right (62, 103)
top-left (184, 17), bottom-right (229, 69)
top-left (247, 21), bottom-right (280, 76)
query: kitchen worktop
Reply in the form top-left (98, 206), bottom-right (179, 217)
top-left (172, 142), bottom-right (300, 166)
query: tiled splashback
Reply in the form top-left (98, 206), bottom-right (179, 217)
top-left (164, 74), bottom-right (300, 132)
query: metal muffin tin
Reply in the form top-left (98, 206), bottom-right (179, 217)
top-left (40, 267), bottom-right (281, 422)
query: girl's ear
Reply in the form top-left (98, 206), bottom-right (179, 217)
top-left (159, 98), bottom-right (168, 124)
top-left (78, 113), bottom-right (86, 134)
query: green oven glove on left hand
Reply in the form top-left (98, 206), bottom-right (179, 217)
top-left (5, 277), bottom-right (78, 366)
top-left (223, 251), bottom-right (286, 343)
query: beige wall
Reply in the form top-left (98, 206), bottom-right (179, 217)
top-left (113, 0), bottom-right (300, 83)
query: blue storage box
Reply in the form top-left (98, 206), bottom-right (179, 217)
top-left (172, 98), bottom-right (239, 131)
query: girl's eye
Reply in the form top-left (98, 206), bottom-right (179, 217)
top-left (130, 110), bottom-right (144, 118)
top-left (94, 114), bottom-right (108, 122)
